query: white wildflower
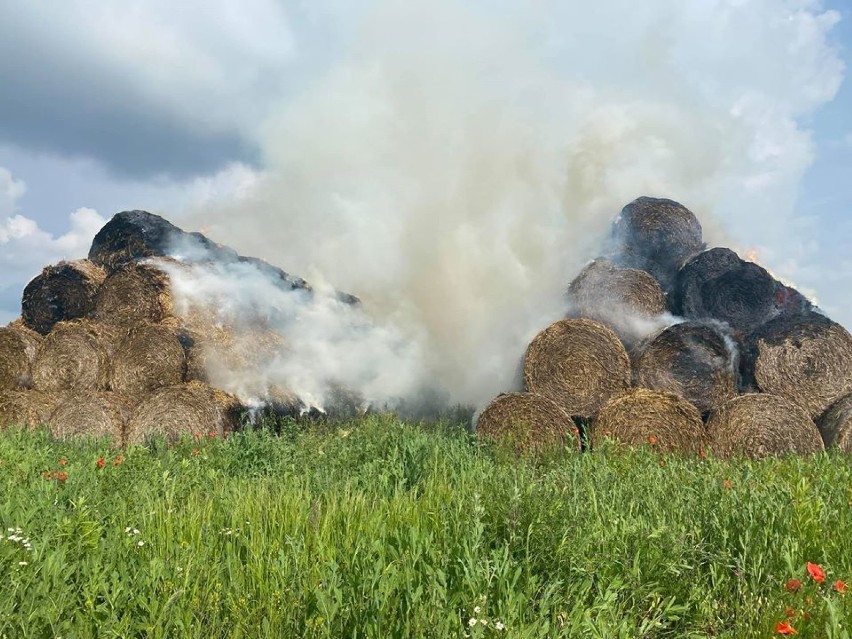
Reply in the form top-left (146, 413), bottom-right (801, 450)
top-left (495, 621), bottom-right (505, 631)
top-left (474, 606), bottom-right (481, 614)
top-left (468, 618), bottom-right (477, 627)
top-left (481, 619), bottom-right (488, 626)
top-left (137, 540), bottom-right (144, 547)
top-left (17, 561), bottom-right (27, 566)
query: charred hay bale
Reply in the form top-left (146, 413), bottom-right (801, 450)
top-left (672, 248), bottom-right (778, 338)
top-left (110, 323), bottom-right (187, 395)
top-left (93, 261), bottom-right (177, 324)
top-left (0, 390), bottom-right (57, 429)
top-left (523, 319), bottom-right (631, 418)
top-left (0, 323), bottom-right (42, 390)
top-left (743, 311), bottom-right (852, 419)
top-left (124, 382), bottom-right (246, 445)
top-left (21, 260), bottom-right (106, 335)
top-left (31, 320), bottom-right (118, 392)
top-left (476, 392), bottom-right (580, 455)
top-left (610, 196), bottom-right (704, 291)
top-left (567, 259), bottom-right (667, 344)
top-left (817, 394), bottom-right (852, 453)
top-left (49, 391), bottom-right (136, 444)
top-left (634, 321), bottom-right (738, 415)
top-left (706, 393), bottom-right (824, 459)
top-left (590, 388), bottom-right (705, 453)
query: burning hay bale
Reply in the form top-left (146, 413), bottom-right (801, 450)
top-left (743, 311), bottom-right (852, 420)
top-left (566, 259), bottom-right (668, 344)
top-left (110, 323), bottom-right (187, 395)
top-left (31, 320), bottom-right (118, 392)
top-left (610, 196), bottom-right (704, 291)
top-left (183, 323), bottom-right (287, 387)
top-left (124, 382), bottom-right (246, 445)
top-left (590, 388), bottom-right (705, 454)
top-left (523, 318), bottom-right (631, 418)
top-left (93, 260), bottom-right (178, 325)
top-left (817, 394), bottom-right (852, 453)
top-left (21, 260), bottom-right (106, 335)
top-left (0, 390), bottom-right (57, 429)
top-left (634, 321), bottom-right (739, 415)
top-left (706, 393), bottom-right (824, 459)
top-left (49, 391), bottom-right (136, 444)
top-left (475, 392), bottom-right (579, 455)
top-left (0, 322), bottom-right (42, 390)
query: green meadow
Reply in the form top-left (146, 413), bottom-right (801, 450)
top-left (1, 416), bottom-right (850, 638)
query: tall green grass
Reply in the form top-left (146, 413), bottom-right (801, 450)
top-left (0, 416), bottom-right (850, 638)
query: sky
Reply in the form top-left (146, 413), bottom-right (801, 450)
top-left (1, 0), bottom-right (852, 343)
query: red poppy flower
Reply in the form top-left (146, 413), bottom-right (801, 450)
top-left (723, 480), bottom-right (733, 489)
top-left (834, 579), bottom-right (847, 594)
top-left (96, 457), bottom-right (105, 469)
top-left (113, 456), bottom-right (125, 466)
top-left (699, 449), bottom-right (707, 459)
top-left (806, 562), bottom-right (825, 583)
top-left (207, 431), bottom-right (217, 439)
top-left (784, 579), bottom-right (802, 593)
top-left (56, 471), bottom-right (67, 483)
top-left (58, 459), bottom-right (67, 466)
top-left (784, 606), bottom-right (796, 619)
top-left (193, 432), bottom-right (201, 440)
top-left (775, 621), bottom-right (798, 635)
top-left (42, 470), bottom-right (51, 479)
top-left (647, 434), bottom-right (658, 445)
top-left (191, 448), bottom-right (199, 456)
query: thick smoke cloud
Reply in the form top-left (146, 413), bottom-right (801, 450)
top-left (181, 0), bottom-right (845, 409)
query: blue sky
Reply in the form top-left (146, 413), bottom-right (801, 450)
top-left (1, 0), bottom-right (851, 337)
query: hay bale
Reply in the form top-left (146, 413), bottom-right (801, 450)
top-left (743, 311), bottom-right (852, 419)
top-left (0, 323), bottom-right (42, 390)
top-left (523, 318), bottom-right (631, 418)
top-left (566, 259), bottom-right (668, 343)
top-left (110, 323), bottom-right (187, 395)
top-left (0, 390), bottom-right (58, 429)
top-left (31, 320), bottom-right (118, 392)
top-left (817, 394), bottom-right (852, 453)
top-left (21, 260), bottom-right (106, 334)
top-left (707, 393), bottom-right (824, 459)
top-left (48, 391), bottom-right (136, 444)
top-left (610, 196), bottom-right (704, 291)
top-left (634, 321), bottom-right (739, 414)
top-left (672, 248), bottom-right (777, 338)
top-left (183, 324), bottom-right (287, 387)
top-left (590, 388), bottom-right (705, 453)
top-left (93, 261), bottom-right (177, 324)
top-left (124, 382), bottom-right (246, 445)
top-left (476, 392), bottom-right (579, 455)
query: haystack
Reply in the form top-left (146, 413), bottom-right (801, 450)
top-left (21, 260), bottom-right (106, 335)
top-left (93, 260), bottom-right (177, 324)
top-left (49, 391), bottom-right (136, 445)
top-left (706, 393), bottom-right (824, 459)
top-left (743, 311), bottom-right (852, 419)
top-left (566, 259), bottom-right (667, 344)
top-left (0, 323), bottom-right (42, 390)
top-left (110, 323), bottom-right (187, 395)
top-left (0, 390), bottom-right (57, 429)
top-left (610, 196), bottom-right (704, 291)
top-left (672, 248), bottom-right (777, 338)
top-left (31, 320), bottom-right (118, 392)
top-left (124, 382), bottom-right (246, 445)
top-left (523, 318), bottom-right (631, 418)
top-left (475, 392), bottom-right (579, 455)
top-left (817, 394), bottom-right (852, 453)
top-left (634, 321), bottom-right (738, 414)
top-left (183, 324), bottom-right (287, 386)
top-left (590, 388), bottom-right (705, 453)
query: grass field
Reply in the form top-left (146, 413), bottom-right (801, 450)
top-left (1, 415), bottom-right (851, 638)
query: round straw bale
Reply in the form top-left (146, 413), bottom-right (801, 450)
top-left (706, 393), bottom-right (824, 459)
top-left (567, 259), bottom-right (668, 343)
top-left (88, 210), bottom-right (186, 274)
top-left (110, 323), bottom-right (187, 395)
top-left (93, 260), bottom-right (177, 325)
top-left (183, 324), bottom-right (287, 386)
top-left (743, 311), bottom-right (852, 419)
top-left (523, 318), bottom-right (631, 418)
top-left (0, 323), bottom-right (42, 390)
top-left (476, 392), bottom-right (580, 455)
top-left (610, 196), bottom-right (704, 291)
top-left (672, 248), bottom-right (777, 338)
top-left (816, 393), bottom-right (852, 453)
top-left (634, 321), bottom-right (739, 414)
top-left (0, 390), bottom-right (58, 429)
top-left (31, 320), bottom-right (118, 392)
top-left (21, 260), bottom-right (106, 334)
top-left (590, 388), bottom-right (705, 453)
top-left (48, 391), bottom-right (136, 444)
top-left (124, 382), bottom-right (246, 445)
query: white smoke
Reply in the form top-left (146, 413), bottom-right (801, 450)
top-left (179, 0), bottom-right (844, 409)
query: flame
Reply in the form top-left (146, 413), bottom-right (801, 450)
top-left (743, 248), bottom-right (760, 264)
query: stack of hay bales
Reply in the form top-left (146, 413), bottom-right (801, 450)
top-left (478, 196), bottom-right (852, 459)
top-left (0, 209), bottom-right (336, 446)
